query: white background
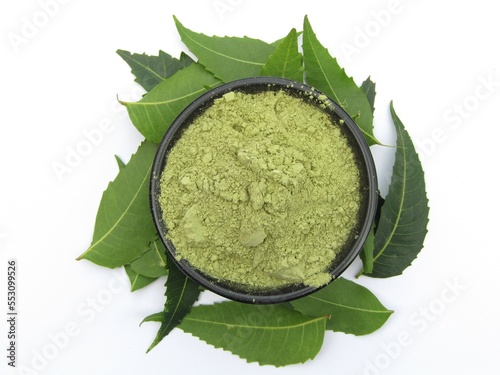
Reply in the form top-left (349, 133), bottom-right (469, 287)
top-left (1, 0), bottom-right (499, 374)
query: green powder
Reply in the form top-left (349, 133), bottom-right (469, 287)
top-left (158, 89), bottom-right (361, 290)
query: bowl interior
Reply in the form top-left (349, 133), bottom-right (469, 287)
top-left (150, 77), bottom-right (378, 304)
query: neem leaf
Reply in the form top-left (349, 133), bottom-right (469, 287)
top-left (179, 302), bottom-right (327, 366)
top-left (77, 141), bottom-right (158, 267)
top-left (174, 16), bottom-right (276, 82)
top-left (120, 63), bottom-right (221, 143)
top-left (147, 260), bottom-right (202, 352)
top-left (302, 16), bottom-right (379, 146)
top-left (125, 265), bottom-right (157, 292)
top-left (361, 76), bottom-right (376, 114)
top-left (290, 277), bottom-right (392, 335)
top-left (261, 28), bottom-right (303, 82)
top-left (130, 238), bottom-right (168, 278)
top-left (363, 103), bottom-right (430, 278)
top-left (357, 194), bottom-right (385, 277)
top-left (374, 194), bottom-right (386, 232)
top-left (359, 225), bottom-right (375, 275)
top-left (117, 50), bottom-right (194, 92)
top-left (141, 311), bottom-right (163, 325)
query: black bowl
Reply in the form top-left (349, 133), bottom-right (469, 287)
top-left (150, 77), bottom-right (378, 304)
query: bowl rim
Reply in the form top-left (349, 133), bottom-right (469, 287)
top-left (150, 76), bottom-right (378, 304)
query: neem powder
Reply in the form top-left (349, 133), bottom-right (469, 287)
top-left (158, 89), bottom-right (362, 290)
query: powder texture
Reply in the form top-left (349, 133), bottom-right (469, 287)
top-left (159, 90), bottom-right (361, 289)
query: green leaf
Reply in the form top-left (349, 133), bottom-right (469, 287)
top-left (174, 16), bottom-right (276, 82)
top-left (302, 16), bottom-right (379, 146)
top-left (359, 225), bottom-right (375, 275)
top-left (124, 265), bottom-right (157, 292)
top-left (363, 103), bottom-right (430, 278)
top-left (290, 277), bottom-right (392, 335)
top-left (140, 311), bottom-right (163, 325)
top-left (120, 63), bottom-right (221, 143)
top-left (261, 28), bottom-right (303, 81)
top-left (361, 76), bottom-right (376, 114)
top-left (270, 31), bottom-right (302, 48)
top-left (357, 194), bottom-right (385, 278)
top-left (374, 194), bottom-right (386, 232)
top-left (114, 155), bottom-right (126, 170)
top-left (147, 260), bottom-right (202, 352)
top-left (179, 302), bottom-right (327, 366)
top-left (117, 49), bottom-right (194, 92)
top-left (130, 238), bottom-right (168, 278)
top-left (77, 141), bottom-right (158, 267)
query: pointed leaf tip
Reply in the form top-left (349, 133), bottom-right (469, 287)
top-left (147, 261), bottom-right (201, 352)
top-left (261, 28), bottom-right (302, 81)
top-left (291, 277), bottom-right (392, 335)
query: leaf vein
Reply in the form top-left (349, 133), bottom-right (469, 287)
top-left (308, 296), bottom-right (390, 314)
top-left (83, 163), bottom-right (152, 255)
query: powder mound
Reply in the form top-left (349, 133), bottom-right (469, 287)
top-left (159, 90), bottom-right (361, 289)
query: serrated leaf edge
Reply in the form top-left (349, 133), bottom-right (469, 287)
top-left (116, 49), bottom-right (165, 82)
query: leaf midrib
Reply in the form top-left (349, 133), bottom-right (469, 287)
top-left (152, 240), bottom-right (166, 267)
top-left (280, 37), bottom-right (294, 78)
top-left (121, 81), bottom-right (220, 107)
top-left (131, 273), bottom-right (141, 290)
top-left (126, 54), bottom-right (165, 81)
top-left (183, 314), bottom-right (326, 330)
top-left (178, 27), bottom-right (265, 67)
top-left (303, 28), bottom-right (341, 104)
top-left (151, 276), bottom-right (190, 347)
top-left (373, 124), bottom-right (407, 263)
top-left (308, 295), bottom-right (392, 314)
